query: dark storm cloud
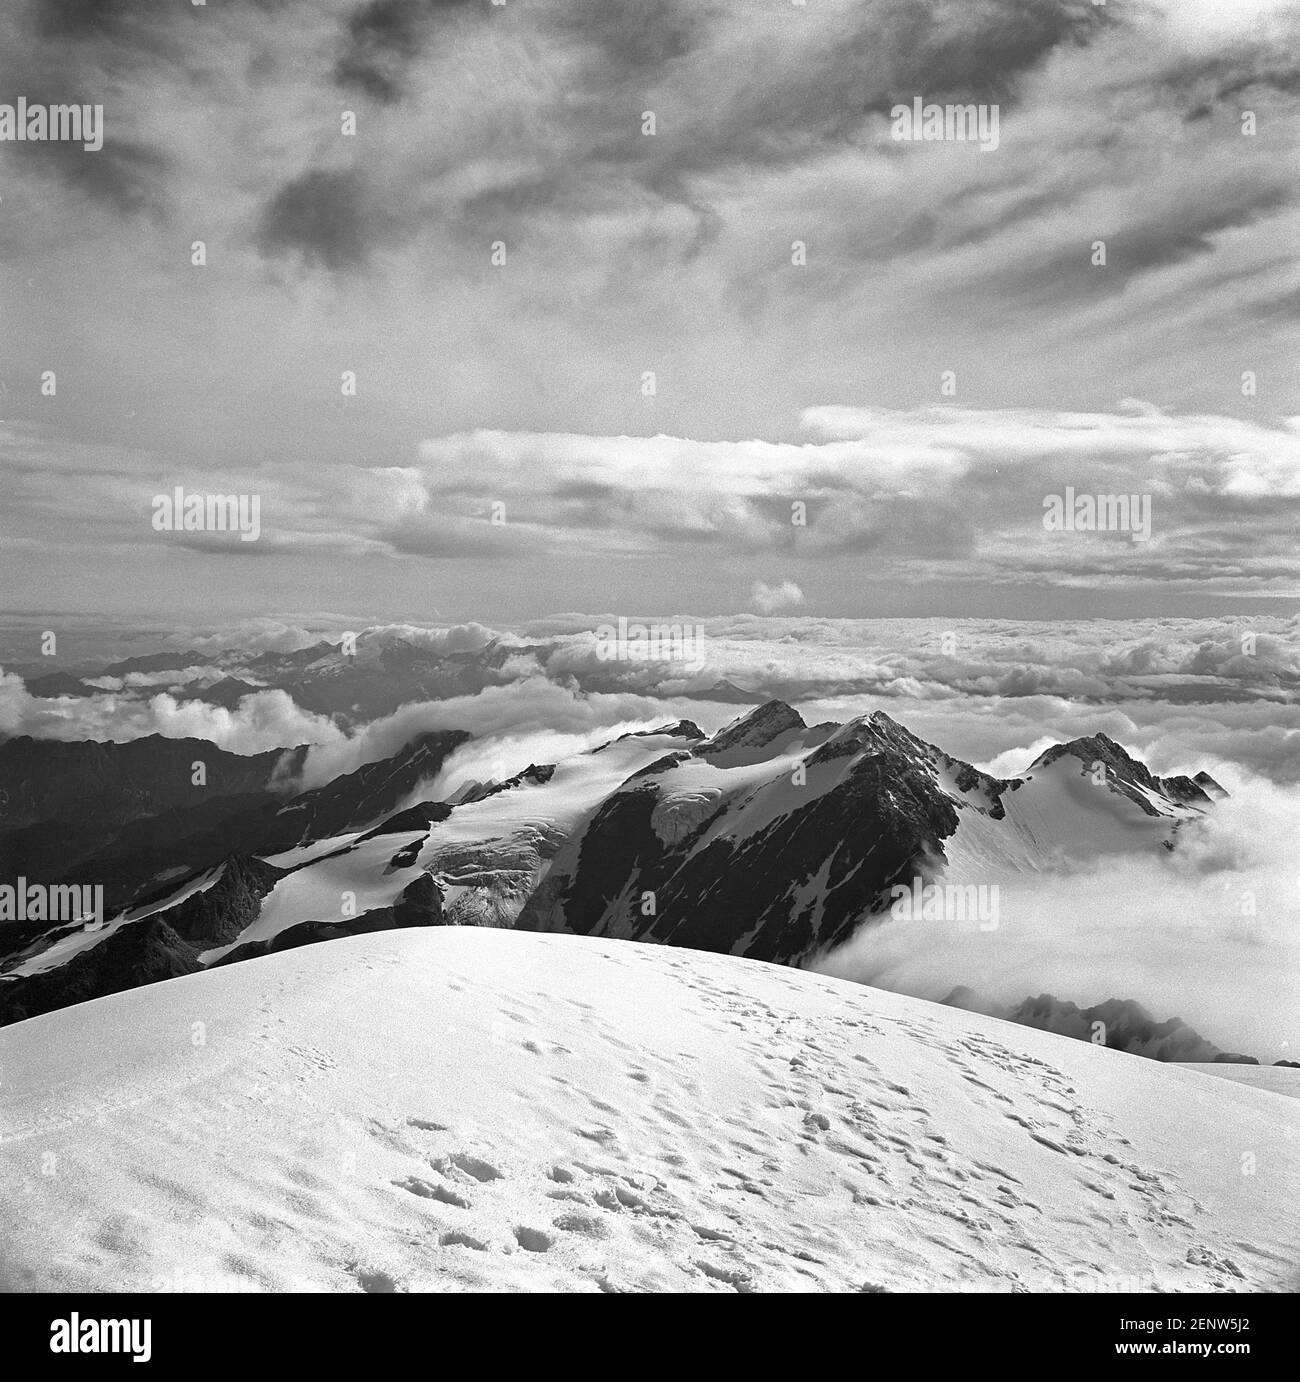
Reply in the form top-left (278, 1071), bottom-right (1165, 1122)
top-left (671, 0), bottom-right (1111, 174)
top-left (285, 0), bottom-right (1122, 272)
top-left (1145, 47), bottom-right (1300, 121)
top-left (1106, 185), bottom-right (1291, 276)
top-left (6, 133), bottom-right (171, 216)
top-left (334, 0), bottom-right (480, 103)
top-left (255, 167), bottom-right (372, 270)
top-left (2, 2), bottom-right (180, 213)
top-left (861, 0), bottom-right (1116, 109)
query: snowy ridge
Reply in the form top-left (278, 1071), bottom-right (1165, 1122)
top-left (523, 703), bottom-right (1220, 964)
top-left (0, 703), bottom-right (1226, 1032)
top-left (0, 929), bottom-right (1293, 1293)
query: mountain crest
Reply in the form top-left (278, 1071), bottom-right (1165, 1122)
top-left (1031, 732), bottom-right (1143, 776)
top-left (697, 699), bottom-right (805, 756)
top-left (808, 708), bottom-right (932, 766)
top-left (1030, 733), bottom-right (1224, 809)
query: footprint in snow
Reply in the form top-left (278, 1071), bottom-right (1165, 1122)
top-left (352, 1266), bottom-right (402, 1293)
top-left (395, 1176), bottom-right (471, 1209)
top-left (436, 1152), bottom-right (503, 1183)
top-left (439, 1230), bottom-right (488, 1251)
top-left (513, 1227), bottom-right (554, 1253)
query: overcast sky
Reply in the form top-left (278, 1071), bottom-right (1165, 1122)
top-left (2, 0), bottom-right (1298, 625)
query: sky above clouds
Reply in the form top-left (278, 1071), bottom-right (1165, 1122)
top-left (2, 0), bottom-right (1299, 623)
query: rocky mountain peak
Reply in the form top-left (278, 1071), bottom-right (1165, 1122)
top-left (697, 699), bottom-right (806, 756)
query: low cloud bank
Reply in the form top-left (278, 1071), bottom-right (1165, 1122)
top-left (816, 772), bottom-right (1300, 1063)
top-left (293, 679), bottom-right (679, 790)
top-left (0, 668), bottom-right (343, 756)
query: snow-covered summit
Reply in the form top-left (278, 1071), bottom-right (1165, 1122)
top-left (697, 700), bottom-right (806, 759)
top-left (1, 928), bottom-right (1293, 1293)
top-left (1, 704), bottom-right (1226, 1044)
top-left (1028, 733), bottom-right (1225, 816)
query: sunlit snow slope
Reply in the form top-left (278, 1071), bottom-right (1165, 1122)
top-left (1, 930), bottom-right (1294, 1293)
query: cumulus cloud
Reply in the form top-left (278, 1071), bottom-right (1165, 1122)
top-left (0, 668), bottom-right (342, 756)
top-left (180, 619), bottom-right (335, 657)
top-left (751, 579), bottom-right (805, 614)
top-left (292, 675), bottom-right (681, 789)
top-left (229, 403), bottom-right (1300, 593)
top-left (12, 401), bottom-right (1291, 603)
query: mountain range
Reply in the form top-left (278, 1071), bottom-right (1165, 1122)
top-left (18, 634), bottom-right (547, 724)
top-left (3, 698), bottom-right (1252, 1065)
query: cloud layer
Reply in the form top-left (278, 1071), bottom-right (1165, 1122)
top-left (4, 612), bottom-right (1300, 788)
top-left (5, 403), bottom-right (1300, 622)
top-left (2, 1), bottom-right (1298, 621)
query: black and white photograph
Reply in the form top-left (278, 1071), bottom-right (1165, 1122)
top-left (0, 0), bottom-right (1297, 1335)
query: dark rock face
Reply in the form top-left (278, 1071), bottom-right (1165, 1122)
top-left (1, 729), bottom-right (470, 920)
top-left (392, 872), bottom-right (444, 927)
top-left (148, 855), bottom-right (284, 951)
top-left (943, 988), bottom-right (1253, 1063)
top-left (268, 731), bottom-right (470, 847)
top-left (0, 915), bottom-right (202, 1028)
top-left (211, 915), bottom-right (392, 967)
top-left (0, 855), bottom-right (284, 1028)
top-left (452, 763), bottom-right (556, 805)
top-left (1006, 994), bottom-right (1228, 1062)
top-left (0, 735), bottom-right (299, 833)
top-left (0, 736), bottom-right (304, 905)
top-left (1191, 770), bottom-right (1229, 801)
top-left (521, 707), bottom-right (970, 966)
top-left (357, 801), bottom-right (454, 840)
top-left (650, 720), bottom-right (705, 741)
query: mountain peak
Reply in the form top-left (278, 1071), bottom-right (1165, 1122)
top-left (1028, 733), bottom-right (1225, 813)
top-left (697, 700), bottom-right (805, 756)
top-left (1191, 770), bottom-right (1229, 801)
top-left (808, 708), bottom-right (933, 766)
top-left (1029, 732), bottom-right (1154, 783)
top-left (1032, 732), bottom-right (1123, 766)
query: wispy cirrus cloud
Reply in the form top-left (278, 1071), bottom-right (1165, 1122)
top-left (1, 0), bottom-right (1298, 622)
